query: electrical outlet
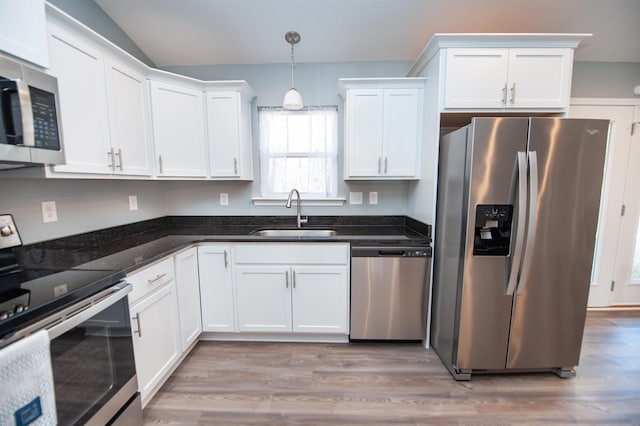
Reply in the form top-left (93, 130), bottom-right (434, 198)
top-left (220, 193), bottom-right (229, 206)
top-left (129, 195), bottom-right (138, 211)
top-left (41, 201), bottom-right (58, 223)
top-left (369, 192), bottom-right (378, 205)
top-left (349, 192), bottom-right (363, 205)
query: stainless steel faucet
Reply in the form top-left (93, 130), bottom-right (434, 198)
top-left (286, 189), bottom-right (308, 228)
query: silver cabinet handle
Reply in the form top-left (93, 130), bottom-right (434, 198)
top-left (116, 148), bottom-right (123, 170)
top-left (132, 313), bottom-right (142, 337)
top-left (158, 155), bottom-right (163, 174)
top-left (147, 273), bottom-right (167, 285)
top-left (378, 157), bottom-right (382, 174)
top-left (510, 83), bottom-right (516, 105)
top-left (501, 83), bottom-right (508, 105)
top-left (107, 148), bottom-right (115, 169)
top-left (292, 270), bottom-right (296, 289)
top-left (384, 157), bottom-right (388, 174)
top-left (285, 270), bottom-right (289, 288)
top-left (233, 158), bottom-right (238, 175)
top-left (223, 250), bottom-right (228, 268)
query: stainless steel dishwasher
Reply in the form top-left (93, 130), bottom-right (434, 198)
top-left (350, 246), bottom-right (431, 340)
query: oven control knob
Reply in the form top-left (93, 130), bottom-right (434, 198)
top-left (0, 311), bottom-right (10, 320)
top-left (1, 225), bottom-right (13, 236)
top-left (13, 304), bottom-right (27, 314)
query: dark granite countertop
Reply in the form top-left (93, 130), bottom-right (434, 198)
top-left (17, 216), bottom-right (431, 274)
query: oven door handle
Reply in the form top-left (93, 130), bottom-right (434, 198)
top-left (47, 282), bottom-right (132, 340)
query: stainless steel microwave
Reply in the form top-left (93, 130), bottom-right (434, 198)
top-left (0, 54), bottom-right (65, 170)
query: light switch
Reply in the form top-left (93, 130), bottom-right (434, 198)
top-left (129, 195), bottom-right (138, 211)
top-left (349, 192), bottom-right (363, 205)
top-left (220, 193), bottom-right (229, 206)
top-left (369, 192), bottom-right (378, 205)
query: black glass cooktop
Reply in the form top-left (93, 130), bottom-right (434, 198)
top-left (0, 267), bottom-right (125, 338)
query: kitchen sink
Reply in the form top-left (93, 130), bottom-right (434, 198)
top-left (252, 229), bottom-right (338, 237)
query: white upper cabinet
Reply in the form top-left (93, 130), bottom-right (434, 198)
top-left (48, 20), bottom-right (111, 174)
top-left (443, 47), bottom-right (573, 110)
top-left (149, 79), bottom-right (208, 178)
top-left (0, 0), bottom-right (48, 67)
top-left (104, 59), bottom-right (154, 176)
top-left (205, 83), bottom-right (255, 180)
top-left (340, 78), bottom-right (424, 180)
top-left (47, 13), bottom-right (153, 176)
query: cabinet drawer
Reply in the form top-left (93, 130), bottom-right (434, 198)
top-left (127, 257), bottom-right (176, 303)
top-left (233, 243), bottom-right (349, 265)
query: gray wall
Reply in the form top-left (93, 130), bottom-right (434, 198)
top-left (572, 62), bottom-right (640, 98)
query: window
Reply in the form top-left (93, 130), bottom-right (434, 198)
top-left (258, 106), bottom-right (338, 198)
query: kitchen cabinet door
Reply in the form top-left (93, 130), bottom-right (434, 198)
top-left (48, 21), bottom-right (112, 174)
top-left (198, 245), bottom-right (235, 332)
top-left (105, 58), bottom-right (154, 176)
top-left (506, 48), bottom-right (572, 109)
top-left (149, 80), bottom-right (208, 177)
top-left (0, 0), bottom-right (48, 67)
top-left (291, 266), bottom-right (349, 334)
top-left (175, 247), bottom-right (202, 350)
top-left (383, 88), bottom-right (421, 177)
top-left (344, 89), bottom-right (385, 177)
top-left (234, 265), bottom-right (292, 332)
top-left (443, 48), bottom-right (510, 109)
top-left (206, 90), bottom-right (254, 179)
top-left (129, 281), bottom-right (181, 405)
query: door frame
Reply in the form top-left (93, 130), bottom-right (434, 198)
top-left (570, 98), bottom-right (640, 307)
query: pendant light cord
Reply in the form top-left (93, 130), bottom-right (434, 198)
top-left (290, 43), bottom-right (296, 89)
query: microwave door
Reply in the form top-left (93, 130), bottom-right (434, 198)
top-left (0, 81), bottom-right (31, 165)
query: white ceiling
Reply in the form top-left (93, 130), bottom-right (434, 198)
top-left (94, 0), bottom-right (640, 67)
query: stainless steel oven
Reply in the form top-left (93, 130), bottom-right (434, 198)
top-left (2, 282), bottom-right (142, 425)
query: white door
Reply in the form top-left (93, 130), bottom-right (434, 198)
top-left (291, 266), bottom-right (349, 334)
top-left (234, 265), bottom-right (292, 332)
top-left (383, 88), bottom-right (420, 177)
top-left (570, 101), bottom-right (640, 306)
top-left (443, 48), bottom-right (509, 109)
top-left (206, 91), bottom-right (241, 177)
top-left (507, 48), bottom-right (572, 109)
top-left (130, 281), bottom-right (181, 403)
top-left (198, 245), bottom-right (235, 332)
top-left (48, 22), bottom-right (111, 174)
top-left (149, 80), bottom-right (207, 177)
top-left (105, 59), bottom-right (154, 176)
top-left (345, 89), bottom-right (384, 177)
top-left (174, 247), bottom-right (202, 350)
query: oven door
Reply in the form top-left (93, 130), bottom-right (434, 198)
top-left (47, 282), bottom-right (141, 425)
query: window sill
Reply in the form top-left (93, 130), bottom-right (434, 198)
top-left (252, 197), bottom-right (346, 207)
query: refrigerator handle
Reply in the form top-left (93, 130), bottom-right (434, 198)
top-left (506, 152), bottom-right (528, 296)
top-left (517, 151), bottom-right (539, 295)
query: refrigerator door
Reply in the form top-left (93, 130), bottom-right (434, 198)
top-left (507, 118), bottom-right (609, 370)
top-left (455, 117), bottom-right (530, 370)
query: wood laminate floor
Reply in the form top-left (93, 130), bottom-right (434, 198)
top-left (143, 310), bottom-right (640, 425)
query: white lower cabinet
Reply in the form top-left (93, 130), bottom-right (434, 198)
top-left (233, 243), bottom-right (350, 336)
top-left (198, 244), bottom-right (235, 332)
top-left (174, 247), bottom-right (203, 350)
top-left (127, 258), bottom-right (180, 406)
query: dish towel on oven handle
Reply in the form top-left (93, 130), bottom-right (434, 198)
top-left (0, 330), bottom-right (57, 426)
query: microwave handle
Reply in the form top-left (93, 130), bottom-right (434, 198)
top-left (0, 80), bottom-right (34, 147)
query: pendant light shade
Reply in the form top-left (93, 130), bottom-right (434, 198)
top-left (283, 31), bottom-right (303, 110)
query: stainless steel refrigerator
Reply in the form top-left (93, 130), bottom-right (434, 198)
top-left (431, 117), bottom-right (609, 380)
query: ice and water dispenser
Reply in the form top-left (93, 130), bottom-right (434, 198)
top-left (473, 204), bottom-right (513, 256)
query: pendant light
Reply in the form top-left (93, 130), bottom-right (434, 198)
top-left (283, 31), bottom-right (303, 110)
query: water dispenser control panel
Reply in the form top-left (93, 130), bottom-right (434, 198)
top-left (473, 204), bottom-right (513, 256)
